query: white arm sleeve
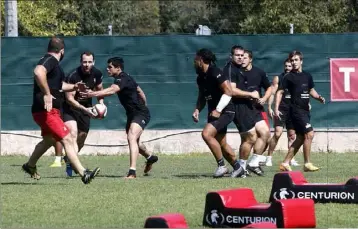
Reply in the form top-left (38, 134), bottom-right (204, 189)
top-left (216, 94), bottom-right (232, 112)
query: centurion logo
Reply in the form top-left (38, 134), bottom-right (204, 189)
top-left (205, 210), bottom-right (277, 226)
top-left (273, 188), bottom-right (355, 200)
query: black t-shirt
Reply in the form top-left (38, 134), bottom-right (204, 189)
top-left (236, 66), bottom-right (270, 111)
top-left (196, 64), bottom-right (234, 113)
top-left (113, 72), bottom-right (149, 116)
top-left (278, 72), bottom-right (291, 107)
top-left (32, 54), bottom-right (65, 113)
top-left (64, 66), bottom-right (103, 109)
top-left (280, 71), bottom-right (314, 111)
top-left (223, 61), bottom-right (242, 104)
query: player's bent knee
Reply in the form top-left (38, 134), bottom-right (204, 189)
top-left (305, 131), bottom-right (314, 140)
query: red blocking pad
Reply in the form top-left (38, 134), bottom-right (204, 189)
top-left (269, 171), bottom-right (358, 204)
top-left (202, 188), bottom-right (316, 228)
top-left (144, 213), bottom-right (188, 228)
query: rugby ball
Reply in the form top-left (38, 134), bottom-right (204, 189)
top-left (92, 103), bottom-right (107, 119)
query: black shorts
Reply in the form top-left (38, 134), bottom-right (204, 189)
top-left (126, 113), bottom-right (150, 132)
top-left (290, 107), bottom-right (313, 134)
top-left (207, 111), bottom-right (235, 134)
top-left (233, 103), bottom-right (262, 133)
top-left (274, 104), bottom-right (294, 130)
top-left (63, 108), bottom-right (91, 133)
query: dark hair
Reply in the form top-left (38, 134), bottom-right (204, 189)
top-left (231, 45), bottom-right (244, 55)
top-left (196, 48), bottom-right (217, 64)
top-left (289, 50), bottom-right (303, 60)
top-left (47, 37), bottom-right (65, 53)
top-left (284, 58), bottom-right (291, 64)
top-left (81, 51), bottom-right (95, 62)
top-left (244, 49), bottom-right (253, 59)
top-left (108, 57), bottom-right (124, 70)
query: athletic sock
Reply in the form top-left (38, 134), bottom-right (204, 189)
top-left (232, 160), bottom-right (241, 170)
top-left (239, 159), bottom-right (247, 170)
top-left (55, 156), bottom-right (62, 163)
top-left (248, 154), bottom-right (260, 167)
top-left (217, 158), bottom-right (225, 167)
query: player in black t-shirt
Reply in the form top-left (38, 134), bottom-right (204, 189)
top-left (265, 58), bottom-right (298, 166)
top-left (61, 51), bottom-right (104, 176)
top-left (80, 57), bottom-right (158, 179)
top-left (22, 37), bottom-right (100, 184)
top-left (275, 51), bottom-right (325, 172)
top-left (193, 48), bottom-right (244, 178)
top-left (231, 50), bottom-right (272, 176)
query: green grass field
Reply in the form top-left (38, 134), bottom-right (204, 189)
top-left (1, 153), bottom-right (358, 228)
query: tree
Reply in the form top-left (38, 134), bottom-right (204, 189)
top-left (75, 0), bottom-right (160, 35)
top-left (17, 0), bottom-right (79, 36)
top-left (159, 0), bottom-right (215, 34)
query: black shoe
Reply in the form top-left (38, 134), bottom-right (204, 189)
top-left (81, 167), bottom-right (100, 184)
top-left (22, 163), bottom-right (41, 180)
top-left (144, 155), bottom-right (158, 174)
top-left (247, 165), bottom-right (264, 176)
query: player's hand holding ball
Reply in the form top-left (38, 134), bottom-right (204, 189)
top-left (91, 103), bottom-right (107, 119)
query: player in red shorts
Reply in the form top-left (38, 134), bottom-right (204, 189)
top-left (22, 37), bottom-right (100, 184)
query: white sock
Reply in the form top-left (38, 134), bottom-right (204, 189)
top-left (55, 156), bottom-right (62, 163)
top-left (248, 154), bottom-right (260, 167)
top-left (239, 159), bottom-right (247, 170)
top-left (266, 156), bottom-right (272, 161)
top-left (129, 167), bottom-right (136, 171)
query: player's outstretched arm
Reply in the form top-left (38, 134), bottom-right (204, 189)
top-left (65, 90), bottom-right (96, 117)
top-left (81, 84), bottom-right (120, 99)
top-left (310, 88), bottom-right (325, 104)
top-left (231, 82), bottom-right (258, 99)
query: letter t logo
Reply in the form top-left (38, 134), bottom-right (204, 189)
top-left (339, 67), bottom-right (355, 92)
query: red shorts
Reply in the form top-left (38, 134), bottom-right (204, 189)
top-left (32, 108), bottom-right (69, 141)
top-left (261, 111), bottom-right (270, 128)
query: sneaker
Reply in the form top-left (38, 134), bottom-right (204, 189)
top-left (265, 159), bottom-right (273, 167)
top-left (22, 163), bottom-right (41, 180)
top-left (290, 158), bottom-right (300, 166)
top-left (81, 167), bottom-right (100, 184)
top-left (303, 163), bottom-right (319, 172)
top-left (144, 155), bottom-right (158, 174)
top-left (231, 166), bottom-right (246, 178)
top-left (213, 166), bottom-right (229, 178)
top-left (247, 165), bottom-right (264, 176)
top-left (279, 163), bottom-right (292, 172)
top-left (49, 161), bottom-right (62, 168)
top-left (125, 174), bottom-right (137, 179)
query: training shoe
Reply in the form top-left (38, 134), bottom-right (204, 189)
top-left (22, 163), bottom-right (41, 180)
top-left (81, 167), bottom-right (100, 184)
top-left (125, 174), bottom-right (137, 179)
top-left (213, 166), bottom-right (229, 178)
top-left (279, 163), bottom-right (292, 172)
top-left (247, 165), bottom-right (264, 176)
top-left (303, 163), bottom-right (319, 172)
top-left (49, 161), bottom-right (62, 168)
top-left (231, 166), bottom-right (246, 178)
top-left (144, 155), bottom-right (158, 174)
top-left (265, 159), bottom-right (273, 167)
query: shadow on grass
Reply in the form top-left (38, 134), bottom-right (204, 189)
top-left (173, 173), bottom-right (217, 179)
top-left (1, 182), bottom-right (65, 185)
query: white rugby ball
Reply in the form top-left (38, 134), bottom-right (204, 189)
top-left (92, 103), bottom-right (107, 119)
